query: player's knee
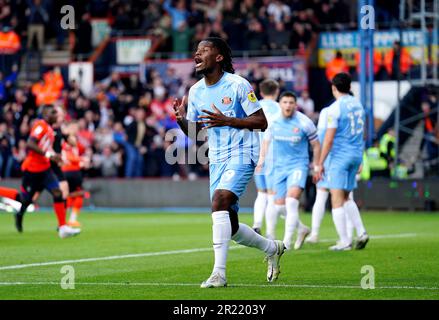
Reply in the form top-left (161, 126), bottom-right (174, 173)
top-left (287, 188), bottom-right (302, 200)
top-left (211, 192), bottom-right (232, 212)
top-left (18, 192), bottom-right (31, 205)
top-left (51, 189), bottom-right (63, 202)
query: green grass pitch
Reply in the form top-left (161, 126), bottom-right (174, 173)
top-left (0, 210), bottom-right (438, 300)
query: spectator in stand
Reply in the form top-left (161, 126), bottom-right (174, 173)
top-left (12, 138), bottom-right (27, 176)
top-left (163, 0), bottom-right (189, 30)
top-left (267, 21), bottom-right (290, 51)
top-left (125, 107), bottom-right (148, 177)
top-left (26, 0), bottom-right (49, 51)
top-left (209, 19), bottom-right (228, 41)
top-left (384, 40), bottom-right (413, 80)
top-left (102, 72), bottom-right (125, 92)
top-left (289, 22), bottom-right (312, 50)
top-left (92, 145), bottom-right (122, 177)
top-left (74, 12), bottom-right (92, 60)
top-left (0, 26), bottom-right (20, 54)
top-left (0, 122), bottom-right (13, 177)
top-left (245, 17), bottom-right (267, 52)
top-left (171, 22), bottom-right (194, 58)
top-left (325, 50), bottom-right (349, 82)
top-left (297, 89), bottom-right (316, 120)
top-left (194, 0), bottom-right (223, 23)
top-left (354, 50), bottom-right (383, 78)
top-left (77, 117), bottom-right (95, 149)
top-left (421, 95), bottom-right (439, 167)
top-left (267, 0), bottom-right (291, 23)
top-left (0, 0), bottom-right (12, 26)
top-left (112, 3), bottom-right (133, 30)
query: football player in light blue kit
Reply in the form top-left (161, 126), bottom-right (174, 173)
top-left (305, 106), bottom-right (331, 243)
top-left (316, 73), bottom-right (369, 251)
top-left (257, 92), bottom-right (321, 251)
top-left (306, 104), bottom-right (368, 249)
top-left (252, 79), bottom-right (281, 235)
top-left (173, 38), bottom-right (285, 288)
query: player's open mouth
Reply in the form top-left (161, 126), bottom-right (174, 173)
top-left (194, 58), bottom-right (203, 69)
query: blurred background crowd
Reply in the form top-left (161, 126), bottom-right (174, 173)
top-left (0, 0), bottom-right (431, 180)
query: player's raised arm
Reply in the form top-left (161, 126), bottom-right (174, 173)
top-left (198, 105), bottom-right (267, 130)
top-left (173, 95), bottom-right (204, 137)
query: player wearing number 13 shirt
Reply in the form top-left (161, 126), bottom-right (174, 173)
top-left (316, 73), bottom-right (367, 251)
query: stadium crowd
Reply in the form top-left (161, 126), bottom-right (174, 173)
top-left (0, 0), bottom-right (420, 179)
top-left (0, 0), bottom-right (399, 56)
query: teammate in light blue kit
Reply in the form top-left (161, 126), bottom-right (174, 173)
top-left (316, 73), bottom-right (369, 251)
top-left (173, 38), bottom-right (285, 288)
top-left (305, 107), bottom-right (331, 243)
top-left (257, 92), bottom-right (321, 250)
top-left (252, 79), bottom-right (280, 235)
top-left (306, 104), bottom-right (368, 248)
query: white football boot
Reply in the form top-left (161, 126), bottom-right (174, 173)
top-left (0, 197), bottom-right (35, 213)
top-left (200, 272), bottom-right (227, 288)
top-left (294, 226), bottom-right (311, 250)
top-left (355, 233), bottom-right (370, 250)
top-left (58, 225), bottom-right (81, 239)
top-left (305, 234), bottom-right (319, 244)
top-left (265, 240), bottom-right (285, 282)
top-left (329, 241), bottom-right (352, 251)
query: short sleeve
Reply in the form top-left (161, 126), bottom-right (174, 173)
top-left (238, 79), bottom-right (262, 116)
top-left (326, 101), bottom-right (341, 129)
top-left (317, 108), bottom-right (327, 131)
top-left (302, 116), bottom-right (318, 142)
top-left (186, 88), bottom-right (199, 122)
top-left (30, 122), bottom-right (47, 141)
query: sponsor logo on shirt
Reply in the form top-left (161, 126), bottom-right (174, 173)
top-left (273, 135), bottom-right (302, 143)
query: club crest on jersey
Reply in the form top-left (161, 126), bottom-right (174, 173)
top-left (247, 91), bottom-right (257, 103)
top-left (293, 127), bottom-right (300, 133)
top-left (222, 97), bottom-right (232, 105)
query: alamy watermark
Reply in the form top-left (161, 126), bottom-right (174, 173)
top-left (60, 5), bottom-right (75, 30)
top-left (164, 124), bottom-right (271, 166)
top-left (360, 5), bottom-right (375, 30)
top-left (60, 265), bottom-right (75, 290)
top-left (361, 265), bottom-right (375, 289)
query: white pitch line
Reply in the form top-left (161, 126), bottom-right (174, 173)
top-left (0, 281), bottom-right (438, 291)
top-left (0, 246), bottom-right (244, 271)
top-left (0, 233), bottom-right (418, 271)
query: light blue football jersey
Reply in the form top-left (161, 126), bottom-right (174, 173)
top-left (265, 111), bottom-right (318, 168)
top-left (326, 95), bottom-right (365, 160)
top-left (187, 72), bottom-right (262, 164)
top-left (259, 99), bottom-right (280, 167)
top-left (260, 99), bottom-right (280, 132)
top-left (317, 107), bottom-right (329, 144)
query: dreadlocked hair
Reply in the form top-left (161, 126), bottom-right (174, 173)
top-left (204, 37), bottom-right (235, 74)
